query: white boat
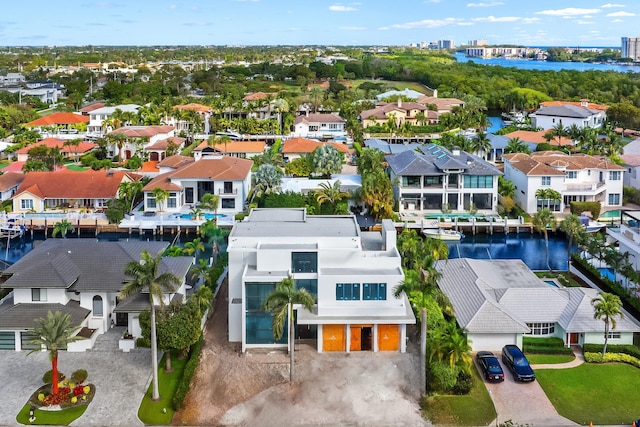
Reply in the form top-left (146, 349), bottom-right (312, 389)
top-left (585, 220), bottom-right (606, 233)
top-left (423, 228), bottom-right (464, 241)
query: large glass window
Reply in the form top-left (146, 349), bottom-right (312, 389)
top-left (167, 193), bottom-right (177, 208)
top-left (295, 279), bottom-right (317, 296)
top-left (147, 197), bottom-right (157, 209)
top-left (245, 282), bottom-right (286, 345)
top-left (424, 176), bottom-right (443, 187)
top-left (402, 176), bottom-right (421, 187)
top-left (21, 199), bottom-right (33, 210)
top-left (221, 198), bottom-right (235, 209)
top-left (92, 296), bottom-right (103, 316)
top-left (525, 322), bottom-right (555, 335)
top-left (336, 283), bottom-right (360, 301)
top-left (566, 171), bottom-right (577, 179)
top-left (31, 288), bottom-right (47, 302)
top-left (362, 283), bottom-right (386, 300)
top-left (609, 193), bottom-right (621, 205)
top-left (609, 171), bottom-right (621, 181)
top-left (541, 176), bottom-right (551, 186)
top-left (464, 176), bottom-right (493, 188)
top-left (292, 252), bottom-right (317, 273)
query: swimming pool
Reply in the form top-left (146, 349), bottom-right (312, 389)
top-left (599, 210), bottom-right (621, 220)
top-left (598, 267), bottom-right (616, 281)
top-left (424, 213), bottom-right (493, 220)
top-left (178, 213), bottom-right (227, 220)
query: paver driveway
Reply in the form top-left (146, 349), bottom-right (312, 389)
top-left (0, 328), bottom-right (152, 426)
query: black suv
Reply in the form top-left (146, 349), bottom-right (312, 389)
top-left (501, 345), bottom-right (535, 382)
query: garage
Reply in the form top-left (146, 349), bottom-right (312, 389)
top-left (468, 333), bottom-right (518, 352)
top-left (0, 331), bottom-right (16, 350)
top-left (322, 324), bottom-right (345, 352)
top-left (378, 324), bottom-right (399, 351)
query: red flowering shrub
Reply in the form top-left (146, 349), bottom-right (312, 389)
top-left (73, 385), bottom-right (84, 396)
top-left (42, 388), bottom-right (71, 406)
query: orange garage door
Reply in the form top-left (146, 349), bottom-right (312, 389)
top-left (377, 324), bottom-right (399, 351)
top-left (350, 326), bottom-right (362, 351)
top-left (323, 324), bottom-right (345, 352)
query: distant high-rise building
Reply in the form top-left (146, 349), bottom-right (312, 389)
top-left (439, 39), bottom-right (455, 49)
top-left (468, 39), bottom-right (489, 47)
top-left (621, 37), bottom-right (640, 61)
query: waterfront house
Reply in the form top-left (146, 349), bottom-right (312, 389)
top-left (530, 100), bottom-right (607, 131)
top-left (385, 144), bottom-right (502, 214)
top-left (14, 138), bottom-right (96, 162)
top-left (87, 104), bottom-right (141, 135)
top-left (192, 140), bottom-right (266, 160)
top-left (143, 136), bottom-right (187, 162)
top-left (0, 239), bottom-right (192, 351)
top-left (0, 172), bottom-right (25, 202)
top-left (292, 113), bottom-right (347, 140)
top-left (164, 103), bottom-right (213, 135)
top-left (503, 151), bottom-right (624, 214)
top-left (142, 155), bottom-right (252, 216)
top-left (227, 208), bottom-right (414, 353)
top-left (436, 258), bottom-right (640, 351)
top-left (11, 170), bottom-right (140, 213)
top-left (504, 129), bottom-right (573, 148)
top-left (359, 100), bottom-right (434, 128)
top-left (25, 112), bottom-right (89, 135)
top-left (282, 138), bottom-right (350, 163)
top-left (107, 125), bottom-right (175, 160)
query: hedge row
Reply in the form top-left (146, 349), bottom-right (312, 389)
top-left (523, 337), bottom-right (574, 355)
top-left (172, 334), bottom-right (204, 410)
top-left (584, 351), bottom-right (640, 368)
top-left (583, 343), bottom-right (640, 359)
top-left (524, 345), bottom-right (574, 355)
top-left (569, 201), bottom-right (601, 219)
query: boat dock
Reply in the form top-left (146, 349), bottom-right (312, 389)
top-left (396, 215), bottom-right (535, 235)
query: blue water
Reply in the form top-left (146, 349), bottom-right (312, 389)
top-left (453, 52), bottom-right (640, 73)
top-left (544, 280), bottom-right (559, 288)
top-left (598, 267), bottom-right (616, 281)
top-left (487, 116), bottom-right (505, 134)
top-left (448, 232), bottom-right (572, 271)
top-left (599, 210), bottom-right (621, 219)
top-left (178, 213), bottom-right (226, 220)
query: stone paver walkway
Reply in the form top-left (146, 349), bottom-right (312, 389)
top-left (531, 345), bottom-right (585, 370)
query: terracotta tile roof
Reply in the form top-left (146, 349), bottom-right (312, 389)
top-left (193, 140), bottom-right (266, 153)
top-left (144, 137), bottom-right (187, 151)
top-left (157, 155), bottom-right (195, 169)
top-left (108, 125), bottom-right (174, 138)
top-left (79, 102), bottom-right (105, 113)
top-left (294, 113), bottom-right (346, 125)
top-left (505, 129), bottom-right (573, 146)
top-left (282, 138), bottom-right (349, 154)
top-left (143, 156), bottom-right (252, 192)
top-left (140, 161), bottom-right (160, 173)
top-left (242, 92), bottom-right (276, 101)
top-left (0, 172), bottom-right (25, 191)
top-left (173, 103), bottom-right (212, 113)
top-left (14, 170), bottom-right (139, 199)
top-left (26, 112), bottom-right (89, 127)
top-left (540, 100), bottom-right (608, 111)
top-left (415, 96), bottom-right (464, 110)
top-left (359, 101), bottom-right (429, 120)
top-left (504, 151), bottom-right (623, 175)
top-left (15, 138), bottom-right (96, 155)
top-left (2, 162), bottom-right (26, 173)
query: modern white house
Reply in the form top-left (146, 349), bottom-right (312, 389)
top-left (227, 209), bottom-right (414, 353)
top-left (107, 125), bottom-right (175, 160)
top-left (530, 100), bottom-right (607, 130)
top-left (292, 113), bottom-right (347, 140)
top-left (503, 151), bottom-right (624, 213)
top-left (87, 104), bottom-right (142, 134)
top-left (386, 144), bottom-right (502, 214)
top-left (436, 258), bottom-right (640, 351)
top-left (142, 155), bottom-right (252, 217)
top-left (0, 240), bottom-right (193, 351)
top-left (621, 154), bottom-right (640, 189)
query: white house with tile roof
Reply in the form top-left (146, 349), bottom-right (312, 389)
top-left (530, 100), bottom-right (607, 130)
top-left (292, 113), bottom-right (347, 140)
top-left (503, 151), bottom-right (624, 214)
top-left (87, 104), bottom-right (142, 134)
top-left (385, 143), bottom-right (502, 213)
top-left (227, 209), bottom-right (414, 353)
top-left (0, 240), bottom-right (193, 351)
top-left (435, 258), bottom-right (640, 351)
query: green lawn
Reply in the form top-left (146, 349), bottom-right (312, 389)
top-left (138, 352), bottom-right (187, 425)
top-left (16, 403), bottom-right (87, 425)
top-left (536, 363), bottom-right (640, 425)
top-left (423, 366), bottom-right (496, 426)
top-left (64, 164), bottom-right (89, 171)
top-left (0, 160), bottom-right (12, 170)
top-left (527, 354), bottom-right (576, 364)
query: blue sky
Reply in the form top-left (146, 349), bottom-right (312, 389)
top-left (1, 1), bottom-right (639, 47)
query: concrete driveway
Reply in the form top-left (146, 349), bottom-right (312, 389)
top-left (475, 354), bottom-right (578, 427)
top-left (0, 328), bottom-right (152, 426)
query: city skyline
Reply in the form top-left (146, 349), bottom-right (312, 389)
top-left (1, 0), bottom-right (640, 47)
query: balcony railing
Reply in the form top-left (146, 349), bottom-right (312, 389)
top-left (218, 188), bottom-right (237, 195)
top-left (565, 181), bottom-right (606, 192)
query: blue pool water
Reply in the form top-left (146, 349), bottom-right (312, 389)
top-left (544, 280), bottom-right (559, 288)
top-left (598, 267), bottom-right (616, 281)
top-left (599, 210), bottom-right (621, 219)
top-left (179, 213), bottom-right (227, 220)
top-left (487, 116), bottom-right (506, 134)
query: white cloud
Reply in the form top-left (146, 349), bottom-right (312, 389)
top-left (521, 17), bottom-right (541, 24)
top-left (601, 3), bottom-right (625, 7)
top-left (380, 17), bottom-right (462, 30)
top-left (329, 5), bottom-right (357, 12)
top-left (611, 18), bottom-right (624, 22)
top-left (536, 8), bottom-right (601, 16)
top-left (576, 20), bottom-right (595, 24)
top-left (607, 11), bottom-right (635, 16)
top-left (472, 15), bottom-right (520, 22)
top-left (467, 1), bottom-right (504, 6)
top-left (339, 26), bottom-right (366, 30)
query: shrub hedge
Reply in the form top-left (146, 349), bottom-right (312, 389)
top-left (523, 337), bottom-right (574, 355)
top-left (172, 334), bottom-right (204, 410)
top-left (583, 344), bottom-right (640, 359)
top-left (569, 201), bottom-right (601, 219)
top-left (584, 352), bottom-right (640, 368)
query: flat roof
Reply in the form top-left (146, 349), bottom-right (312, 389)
top-left (231, 210), bottom-right (360, 239)
top-left (321, 267), bottom-right (403, 276)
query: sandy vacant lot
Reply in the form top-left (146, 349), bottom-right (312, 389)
top-left (174, 282), bottom-right (429, 427)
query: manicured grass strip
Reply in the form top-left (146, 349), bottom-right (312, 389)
top-left (64, 164), bottom-right (89, 171)
top-left (536, 363), bottom-right (640, 425)
top-left (423, 367), bottom-right (496, 426)
top-left (16, 403), bottom-right (87, 425)
top-left (138, 352), bottom-right (187, 425)
top-left (0, 161), bottom-right (11, 170)
top-left (527, 354), bottom-right (575, 364)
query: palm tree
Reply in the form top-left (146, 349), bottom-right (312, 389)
top-left (63, 138), bottom-right (82, 163)
top-left (314, 180), bottom-right (350, 214)
top-left (498, 176), bottom-right (516, 198)
top-left (591, 292), bottom-right (624, 357)
top-left (183, 237), bottom-right (204, 257)
top-left (190, 284), bottom-right (213, 317)
top-left (311, 144), bottom-right (343, 178)
top-left (472, 131), bottom-right (492, 160)
top-left (532, 208), bottom-right (558, 271)
top-left (559, 214), bottom-right (587, 272)
top-left (252, 164), bottom-right (283, 199)
top-left (199, 193), bottom-right (219, 224)
top-left (52, 219), bottom-right (75, 238)
top-left (504, 137), bottom-right (531, 154)
top-left (27, 311), bottom-right (82, 395)
top-left (120, 249), bottom-right (179, 400)
top-left (151, 187), bottom-right (170, 212)
top-left (263, 276), bottom-right (315, 383)
top-left (118, 181), bottom-right (144, 213)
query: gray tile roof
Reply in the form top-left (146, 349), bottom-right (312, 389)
top-left (0, 300), bottom-right (90, 330)
top-left (436, 258), bottom-right (640, 335)
top-left (2, 239), bottom-right (191, 293)
top-left (533, 104), bottom-right (599, 119)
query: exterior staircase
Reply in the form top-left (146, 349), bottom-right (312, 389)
top-left (90, 326), bottom-right (126, 352)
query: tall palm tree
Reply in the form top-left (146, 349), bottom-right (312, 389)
top-left (498, 176), bottom-right (516, 198)
top-left (183, 237), bottom-right (204, 257)
top-left (120, 249), bottom-right (179, 400)
top-left (559, 214), bottom-right (587, 272)
top-left (591, 292), bottom-right (623, 357)
top-left (151, 187), bottom-right (170, 212)
top-left (263, 276), bottom-right (315, 383)
top-left (190, 284), bottom-right (213, 317)
top-left (504, 137), bottom-right (531, 154)
top-left (532, 208), bottom-right (558, 271)
top-left (314, 180), bottom-right (350, 214)
top-left (27, 311), bottom-right (82, 395)
top-left (118, 181), bottom-right (143, 213)
top-left (199, 193), bottom-right (219, 224)
top-left (52, 219), bottom-right (75, 238)
top-left (472, 131), bottom-right (492, 160)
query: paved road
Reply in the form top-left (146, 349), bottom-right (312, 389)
top-left (0, 327), bottom-right (152, 427)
